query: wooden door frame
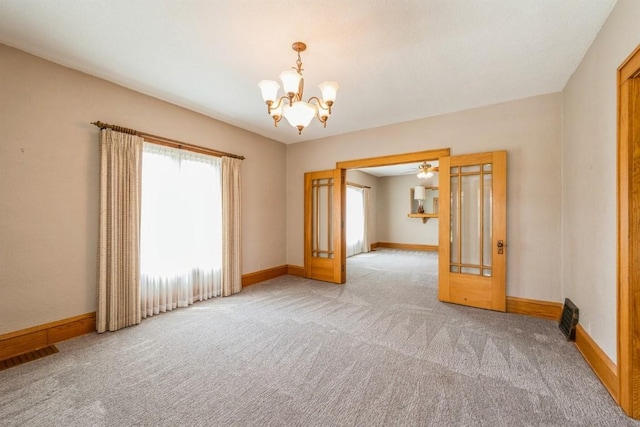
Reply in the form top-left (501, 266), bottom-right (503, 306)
top-left (336, 148), bottom-right (451, 170)
top-left (335, 148), bottom-right (450, 272)
top-left (617, 43), bottom-right (640, 418)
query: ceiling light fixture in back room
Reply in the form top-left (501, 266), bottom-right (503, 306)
top-left (417, 162), bottom-right (437, 179)
top-left (258, 42), bottom-right (339, 135)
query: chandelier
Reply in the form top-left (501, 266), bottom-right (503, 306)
top-left (258, 42), bottom-right (339, 135)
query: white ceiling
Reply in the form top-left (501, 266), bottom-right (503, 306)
top-left (0, 1), bottom-right (616, 145)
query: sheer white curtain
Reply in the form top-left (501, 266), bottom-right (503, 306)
top-left (140, 143), bottom-right (222, 318)
top-left (346, 185), bottom-right (366, 257)
top-left (362, 187), bottom-right (371, 254)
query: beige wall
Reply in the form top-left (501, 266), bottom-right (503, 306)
top-left (0, 44), bottom-right (287, 335)
top-left (377, 174), bottom-right (439, 245)
top-left (287, 93), bottom-right (563, 303)
top-left (562, 0), bottom-right (640, 361)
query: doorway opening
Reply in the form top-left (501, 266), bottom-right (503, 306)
top-left (337, 148), bottom-right (450, 282)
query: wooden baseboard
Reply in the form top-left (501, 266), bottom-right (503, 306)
top-left (241, 265), bottom-right (308, 287)
top-left (372, 242), bottom-right (438, 252)
top-left (506, 296), bottom-right (563, 321)
top-left (242, 265), bottom-right (288, 287)
top-left (287, 265), bottom-right (305, 277)
top-left (0, 312), bottom-right (96, 361)
top-left (575, 324), bottom-right (619, 403)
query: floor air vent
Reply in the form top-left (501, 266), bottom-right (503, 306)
top-left (0, 345), bottom-right (59, 371)
top-left (559, 298), bottom-right (579, 341)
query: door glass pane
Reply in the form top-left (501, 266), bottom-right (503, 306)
top-left (483, 173), bottom-right (493, 271)
top-left (483, 164), bottom-right (492, 172)
top-left (450, 175), bottom-right (459, 264)
top-left (462, 165), bottom-right (481, 173)
top-left (450, 265), bottom-right (459, 273)
top-left (312, 178), bottom-right (333, 259)
top-left (460, 174), bottom-right (480, 267)
top-left (461, 266), bottom-right (481, 275)
top-left (483, 269), bottom-right (492, 277)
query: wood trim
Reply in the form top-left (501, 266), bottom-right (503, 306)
top-left (618, 43), bottom-right (640, 418)
top-left (287, 265), bottom-right (306, 277)
top-left (242, 265), bottom-right (288, 287)
top-left (505, 296), bottom-right (562, 321)
top-left (0, 345), bottom-right (59, 371)
top-left (336, 148), bottom-right (451, 170)
top-left (492, 151), bottom-right (508, 312)
top-left (576, 324), bottom-right (619, 403)
top-left (373, 242), bottom-right (438, 252)
top-left (0, 313), bottom-right (96, 361)
top-left (240, 265), bottom-right (310, 287)
top-left (620, 44), bottom-right (640, 82)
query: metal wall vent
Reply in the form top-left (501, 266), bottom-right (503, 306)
top-left (559, 298), bottom-right (579, 341)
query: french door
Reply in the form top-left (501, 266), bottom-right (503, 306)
top-left (304, 169), bottom-right (346, 284)
top-left (438, 151), bottom-right (507, 311)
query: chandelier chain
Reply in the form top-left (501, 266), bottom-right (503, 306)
top-left (295, 52), bottom-right (303, 74)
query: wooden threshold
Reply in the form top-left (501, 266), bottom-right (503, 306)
top-left (372, 242), bottom-right (438, 252)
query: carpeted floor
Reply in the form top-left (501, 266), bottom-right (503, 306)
top-left (0, 249), bottom-right (637, 426)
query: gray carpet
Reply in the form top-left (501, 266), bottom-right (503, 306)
top-left (1, 249), bottom-right (636, 426)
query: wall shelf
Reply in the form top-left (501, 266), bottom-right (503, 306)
top-left (407, 213), bottom-right (438, 223)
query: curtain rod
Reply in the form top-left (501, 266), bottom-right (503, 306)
top-left (91, 121), bottom-right (245, 160)
top-left (346, 182), bottom-right (371, 189)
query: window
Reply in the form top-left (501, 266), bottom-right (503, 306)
top-left (139, 143), bottom-right (222, 317)
top-left (346, 185), bottom-right (366, 257)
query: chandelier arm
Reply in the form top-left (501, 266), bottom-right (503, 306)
top-left (268, 96), bottom-right (294, 115)
top-left (308, 96), bottom-right (333, 114)
top-left (316, 113), bottom-right (328, 128)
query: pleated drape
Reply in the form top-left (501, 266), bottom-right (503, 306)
top-left (97, 129), bottom-right (143, 333)
top-left (221, 156), bottom-right (242, 296)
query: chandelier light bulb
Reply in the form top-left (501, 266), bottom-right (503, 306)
top-left (319, 81), bottom-right (339, 104)
top-left (317, 104), bottom-right (330, 120)
top-left (258, 80), bottom-right (279, 103)
top-left (279, 70), bottom-right (302, 96)
top-left (283, 102), bottom-right (317, 134)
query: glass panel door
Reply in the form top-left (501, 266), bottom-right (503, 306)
top-left (438, 151), bottom-right (506, 312)
top-left (304, 169), bottom-right (346, 284)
